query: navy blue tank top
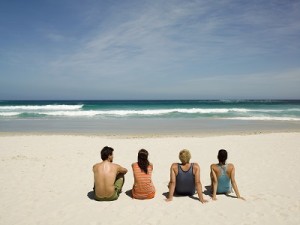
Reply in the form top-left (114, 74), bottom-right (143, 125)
top-left (175, 163), bottom-right (195, 196)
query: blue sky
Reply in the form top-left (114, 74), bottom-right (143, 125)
top-left (0, 0), bottom-right (300, 100)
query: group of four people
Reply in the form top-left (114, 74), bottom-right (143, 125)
top-left (92, 146), bottom-right (245, 202)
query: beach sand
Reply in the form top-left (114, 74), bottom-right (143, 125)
top-left (1, 132), bottom-right (300, 225)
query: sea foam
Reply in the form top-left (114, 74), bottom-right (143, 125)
top-left (0, 105), bottom-right (83, 111)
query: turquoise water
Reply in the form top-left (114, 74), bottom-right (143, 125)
top-left (0, 100), bottom-right (300, 121)
top-left (1, 100), bottom-right (300, 133)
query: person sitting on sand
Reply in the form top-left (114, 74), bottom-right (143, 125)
top-left (210, 149), bottom-right (245, 200)
top-left (131, 149), bottom-right (156, 199)
top-left (165, 149), bottom-right (207, 203)
top-left (93, 146), bottom-right (128, 201)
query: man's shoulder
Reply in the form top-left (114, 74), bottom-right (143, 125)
top-left (93, 162), bottom-right (101, 168)
top-left (170, 163), bottom-right (178, 173)
top-left (192, 162), bottom-right (200, 171)
top-left (112, 163), bottom-right (127, 172)
top-left (110, 162), bottom-right (121, 169)
top-left (93, 162), bottom-right (102, 171)
top-left (171, 162), bottom-right (178, 168)
top-left (169, 163), bottom-right (178, 171)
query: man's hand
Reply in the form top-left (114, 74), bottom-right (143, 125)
top-left (200, 198), bottom-right (208, 203)
top-left (165, 198), bottom-right (173, 202)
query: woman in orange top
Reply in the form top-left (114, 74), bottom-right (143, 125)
top-left (132, 149), bottom-right (155, 199)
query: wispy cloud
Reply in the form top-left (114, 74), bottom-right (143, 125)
top-left (52, 1), bottom-right (300, 71)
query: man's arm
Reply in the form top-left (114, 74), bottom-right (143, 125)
top-left (194, 163), bottom-right (208, 203)
top-left (117, 164), bottom-right (128, 174)
top-left (165, 164), bottom-right (176, 202)
top-left (210, 165), bottom-right (218, 200)
top-left (230, 164), bottom-right (245, 200)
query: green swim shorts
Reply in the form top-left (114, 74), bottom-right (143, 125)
top-left (94, 176), bottom-right (124, 201)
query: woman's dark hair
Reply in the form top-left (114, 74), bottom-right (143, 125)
top-left (218, 149), bottom-right (228, 164)
top-left (137, 149), bottom-right (150, 174)
top-left (101, 146), bottom-right (114, 160)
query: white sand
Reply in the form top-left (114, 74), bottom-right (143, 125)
top-left (1, 133), bottom-right (300, 225)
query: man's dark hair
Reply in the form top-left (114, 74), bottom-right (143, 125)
top-left (217, 149), bottom-right (228, 164)
top-left (101, 146), bottom-right (114, 160)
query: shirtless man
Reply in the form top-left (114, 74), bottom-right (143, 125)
top-left (93, 146), bottom-right (128, 201)
top-left (165, 149), bottom-right (207, 203)
top-left (210, 149), bottom-right (245, 200)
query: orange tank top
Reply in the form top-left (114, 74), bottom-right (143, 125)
top-left (132, 162), bottom-right (155, 199)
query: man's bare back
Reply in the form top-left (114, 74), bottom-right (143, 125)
top-left (93, 146), bottom-right (128, 200)
top-left (93, 161), bottom-right (121, 198)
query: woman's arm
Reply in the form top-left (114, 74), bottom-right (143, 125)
top-left (210, 165), bottom-right (218, 200)
top-left (230, 164), bottom-right (245, 200)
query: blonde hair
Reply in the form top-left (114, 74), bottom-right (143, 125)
top-left (179, 149), bottom-right (191, 164)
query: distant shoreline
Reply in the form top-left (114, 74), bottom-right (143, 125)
top-left (1, 117), bottom-right (300, 136)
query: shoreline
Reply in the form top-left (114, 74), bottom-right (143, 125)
top-left (1, 130), bottom-right (300, 138)
top-left (1, 117), bottom-right (300, 136)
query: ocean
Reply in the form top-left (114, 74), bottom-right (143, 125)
top-left (1, 100), bottom-right (300, 134)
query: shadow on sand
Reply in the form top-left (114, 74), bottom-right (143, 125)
top-left (87, 190), bottom-right (95, 200)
